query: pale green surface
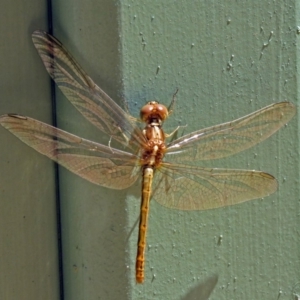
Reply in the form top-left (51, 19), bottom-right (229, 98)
top-left (0, 1), bottom-right (299, 300)
top-left (50, 1), bottom-right (131, 299)
top-left (120, 1), bottom-right (299, 299)
top-left (0, 1), bottom-right (60, 300)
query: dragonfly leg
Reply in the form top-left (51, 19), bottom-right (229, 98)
top-left (167, 88), bottom-right (179, 115)
top-left (165, 124), bottom-right (187, 139)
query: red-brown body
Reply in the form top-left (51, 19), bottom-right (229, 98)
top-left (136, 101), bottom-right (168, 283)
top-left (0, 31), bottom-right (295, 286)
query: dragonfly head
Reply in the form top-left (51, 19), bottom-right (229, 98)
top-left (140, 101), bottom-right (169, 123)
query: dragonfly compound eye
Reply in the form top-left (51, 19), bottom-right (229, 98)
top-left (140, 101), bottom-right (169, 122)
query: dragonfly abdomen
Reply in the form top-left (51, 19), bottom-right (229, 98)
top-left (136, 166), bottom-right (154, 283)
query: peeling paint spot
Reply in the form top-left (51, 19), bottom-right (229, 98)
top-left (156, 65), bottom-right (161, 75)
top-left (218, 234), bottom-right (223, 245)
top-left (260, 31), bottom-right (274, 59)
top-left (227, 55), bottom-right (234, 70)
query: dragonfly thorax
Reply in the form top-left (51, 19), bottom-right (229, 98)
top-left (141, 120), bottom-right (167, 168)
top-left (140, 141), bottom-right (166, 168)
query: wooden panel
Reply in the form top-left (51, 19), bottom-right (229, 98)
top-left (0, 1), bottom-right (60, 300)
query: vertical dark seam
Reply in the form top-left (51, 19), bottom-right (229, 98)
top-left (47, 1), bottom-right (65, 299)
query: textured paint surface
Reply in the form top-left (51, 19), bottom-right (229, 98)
top-left (120, 1), bottom-right (299, 299)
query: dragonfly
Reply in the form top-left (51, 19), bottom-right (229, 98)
top-left (0, 30), bottom-right (296, 284)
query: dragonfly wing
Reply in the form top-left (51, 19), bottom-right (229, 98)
top-left (152, 163), bottom-right (277, 210)
top-left (0, 114), bottom-right (140, 189)
top-left (32, 30), bottom-right (145, 150)
top-left (166, 102), bottom-right (296, 162)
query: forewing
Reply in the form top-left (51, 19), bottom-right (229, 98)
top-left (0, 114), bottom-right (140, 189)
top-left (166, 102), bottom-right (296, 162)
top-left (152, 163), bottom-right (277, 210)
top-left (32, 30), bottom-right (145, 150)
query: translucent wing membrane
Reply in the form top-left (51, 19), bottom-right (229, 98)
top-left (32, 30), bottom-right (145, 150)
top-left (0, 114), bottom-right (139, 189)
top-left (153, 163), bottom-right (278, 210)
top-left (1, 30), bottom-right (296, 285)
top-left (166, 102), bottom-right (296, 163)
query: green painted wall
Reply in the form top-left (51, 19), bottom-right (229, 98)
top-left (120, 2), bottom-right (299, 299)
top-left (0, 1), bottom-right (60, 300)
top-left (0, 1), bottom-right (298, 300)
